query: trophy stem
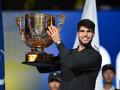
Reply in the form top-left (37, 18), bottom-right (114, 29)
top-left (26, 47), bottom-right (53, 62)
top-left (33, 47), bottom-right (44, 53)
top-left (31, 48), bottom-right (36, 53)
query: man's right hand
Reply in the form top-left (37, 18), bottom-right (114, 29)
top-left (47, 25), bottom-right (61, 43)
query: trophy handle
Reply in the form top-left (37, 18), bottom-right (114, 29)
top-left (16, 17), bottom-right (25, 41)
top-left (57, 14), bottom-right (65, 30)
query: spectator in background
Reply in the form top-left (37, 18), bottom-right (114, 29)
top-left (102, 64), bottom-right (118, 90)
top-left (48, 72), bottom-right (61, 90)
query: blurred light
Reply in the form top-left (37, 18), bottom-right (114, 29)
top-left (116, 52), bottom-right (120, 89)
top-left (100, 45), bottom-right (111, 66)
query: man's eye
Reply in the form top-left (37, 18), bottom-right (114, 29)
top-left (88, 29), bottom-right (93, 32)
top-left (79, 30), bottom-right (84, 32)
top-left (87, 30), bottom-right (92, 32)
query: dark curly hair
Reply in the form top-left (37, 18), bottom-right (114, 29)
top-left (77, 19), bottom-right (95, 32)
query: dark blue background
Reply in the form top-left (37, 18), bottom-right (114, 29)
top-left (98, 11), bottom-right (120, 66)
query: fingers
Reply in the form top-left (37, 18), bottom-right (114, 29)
top-left (47, 25), bottom-right (59, 36)
top-left (47, 27), bottom-right (53, 36)
top-left (51, 26), bottom-right (57, 32)
top-left (52, 26), bottom-right (60, 32)
top-left (57, 28), bottom-right (60, 32)
top-left (47, 25), bottom-right (61, 42)
top-left (46, 30), bottom-right (52, 36)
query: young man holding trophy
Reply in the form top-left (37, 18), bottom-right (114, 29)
top-left (16, 14), bottom-right (102, 90)
top-left (47, 19), bottom-right (102, 90)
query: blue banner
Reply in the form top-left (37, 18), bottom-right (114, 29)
top-left (0, 0), bottom-right (5, 90)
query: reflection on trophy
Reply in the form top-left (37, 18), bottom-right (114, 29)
top-left (16, 13), bottom-right (65, 63)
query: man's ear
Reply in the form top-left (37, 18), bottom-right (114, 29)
top-left (93, 32), bottom-right (95, 37)
top-left (77, 32), bottom-right (78, 34)
top-left (48, 83), bottom-right (50, 88)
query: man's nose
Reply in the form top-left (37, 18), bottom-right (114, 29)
top-left (84, 32), bottom-right (88, 36)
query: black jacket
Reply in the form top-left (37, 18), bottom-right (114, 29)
top-left (56, 42), bottom-right (102, 90)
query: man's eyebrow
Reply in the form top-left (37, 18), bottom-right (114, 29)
top-left (88, 29), bottom-right (93, 32)
top-left (79, 30), bottom-right (85, 32)
top-left (79, 29), bottom-right (88, 31)
top-left (79, 29), bottom-right (93, 32)
top-left (79, 30), bottom-right (84, 31)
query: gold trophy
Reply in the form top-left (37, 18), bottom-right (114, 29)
top-left (16, 13), bottom-right (65, 64)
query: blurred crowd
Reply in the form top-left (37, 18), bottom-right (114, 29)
top-left (2, 0), bottom-right (120, 10)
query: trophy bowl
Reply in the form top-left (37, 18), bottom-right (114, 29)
top-left (16, 13), bottom-right (65, 62)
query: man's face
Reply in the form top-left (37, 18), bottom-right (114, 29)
top-left (49, 81), bottom-right (60, 90)
top-left (103, 70), bottom-right (115, 84)
top-left (78, 26), bottom-right (94, 46)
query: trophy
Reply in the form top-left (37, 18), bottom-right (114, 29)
top-left (16, 13), bottom-right (65, 63)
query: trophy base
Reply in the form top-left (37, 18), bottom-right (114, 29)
top-left (22, 61), bottom-right (60, 73)
top-left (25, 52), bottom-right (53, 63)
top-left (23, 52), bottom-right (61, 73)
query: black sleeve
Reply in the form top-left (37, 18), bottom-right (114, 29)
top-left (62, 50), bottom-right (102, 72)
top-left (70, 53), bottom-right (102, 72)
top-left (56, 41), bottom-right (69, 59)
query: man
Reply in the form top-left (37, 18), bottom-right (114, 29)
top-left (48, 72), bottom-right (61, 90)
top-left (102, 64), bottom-right (118, 90)
top-left (47, 19), bottom-right (102, 90)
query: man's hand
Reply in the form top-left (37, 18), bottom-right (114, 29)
top-left (47, 25), bottom-right (61, 43)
